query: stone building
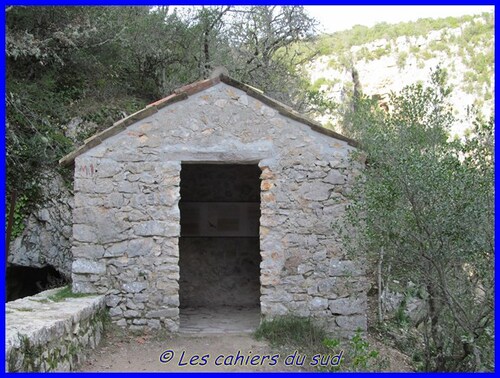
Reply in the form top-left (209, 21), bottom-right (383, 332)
top-left (60, 74), bottom-right (367, 337)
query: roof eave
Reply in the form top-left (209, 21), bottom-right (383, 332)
top-left (219, 75), bottom-right (357, 147)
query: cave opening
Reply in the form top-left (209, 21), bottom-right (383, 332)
top-left (6, 263), bottom-right (68, 302)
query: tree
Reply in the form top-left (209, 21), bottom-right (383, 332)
top-left (190, 6), bottom-right (232, 78)
top-left (343, 69), bottom-right (494, 371)
top-left (6, 6), bottom-right (162, 222)
top-left (227, 6), bottom-right (318, 107)
top-left (6, 5), bottom-right (320, 234)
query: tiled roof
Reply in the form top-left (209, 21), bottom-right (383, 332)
top-left (59, 74), bottom-right (357, 167)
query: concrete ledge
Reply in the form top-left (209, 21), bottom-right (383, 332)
top-left (6, 287), bottom-right (106, 372)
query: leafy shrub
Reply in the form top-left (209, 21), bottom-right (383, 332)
top-left (323, 330), bottom-right (383, 372)
top-left (7, 194), bottom-right (29, 239)
top-left (342, 68), bottom-right (494, 372)
top-left (397, 51), bottom-right (408, 69)
top-left (313, 13), bottom-right (490, 57)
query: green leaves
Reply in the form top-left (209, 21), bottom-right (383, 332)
top-left (344, 67), bottom-right (493, 371)
top-left (6, 5), bottom-right (320, 233)
top-left (322, 330), bottom-right (383, 372)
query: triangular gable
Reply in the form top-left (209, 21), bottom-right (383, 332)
top-left (59, 74), bottom-right (357, 167)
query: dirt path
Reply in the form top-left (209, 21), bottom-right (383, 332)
top-left (78, 327), bottom-right (413, 373)
top-left (78, 329), bottom-right (306, 372)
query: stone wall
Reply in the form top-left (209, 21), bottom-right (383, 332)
top-left (71, 82), bottom-right (367, 338)
top-left (6, 287), bottom-right (106, 372)
top-left (8, 171), bottom-right (73, 278)
top-left (259, 161), bottom-right (368, 337)
top-left (72, 160), bottom-right (181, 333)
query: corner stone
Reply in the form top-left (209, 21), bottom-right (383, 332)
top-left (324, 170), bottom-right (346, 185)
top-left (329, 297), bottom-right (366, 315)
top-left (329, 260), bottom-right (364, 277)
top-left (122, 282), bottom-right (148, 293)
top-left (72, 259), bottom-right (106, 274)
top-left (335, 315), bottom-right (367, 331)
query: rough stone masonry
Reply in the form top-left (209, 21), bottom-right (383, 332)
top-left (67, 77), bottom-right (368, 338)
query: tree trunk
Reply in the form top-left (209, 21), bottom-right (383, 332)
top-left (427, 281), bottom-right (446, 371)
top-left (5, 191), bottom-right (17, 267)
top-left (203, 30), bottom-right (211, 76)
top-left (377, 247), bottom-right (384, 323)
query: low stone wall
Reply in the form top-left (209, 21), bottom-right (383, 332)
top-left (5, 287), bottom-right (106, 372)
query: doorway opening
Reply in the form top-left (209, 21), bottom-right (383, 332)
top-left (179, 163), bottom-right (261, 333)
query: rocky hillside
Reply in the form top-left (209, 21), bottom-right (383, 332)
top-left (305, 12), bottom-right (494, 137)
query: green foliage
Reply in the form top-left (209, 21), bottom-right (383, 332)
top-left (342, 68), bottom-right (493, 372)
top-left (306, 91), bottom-right (338, 119)
top-left (48, 285), bottom-right (94, 302)
top-left (348, 331), bottom-right (381, 371)
top-left (8, 194), bottom-right (28, 239)
top-left (16, 334), bottom-right (44, 371)
top-left (313, 13), bottom-right (488, 58)
top-left (256, 318), bottom-right (385, 372)
top-left (306, 77), bottom-right (342, 117)
top-left (6, 80), bottom-right (74, 202)
top-left (6, 5), bottom-right (318, 219)
top-left (396, 51), bottom-right (408, 69)
top-left (310, 77), bottom-right (339, 91)
top-left (428, 40), bottom-right (450, 54)
top-left (5, 186), bottom-right (40, 239)
top-left (305, 12), bottom-right (493, 104)
top-left (409, 44), bottom-right (420, 54)
top-left (454, 16), bottom-right (493, 97)
top-left (78, 98), bottom-right (147, 134)
top-left (394, 301), bottom-right (410, 327)
top-left (322, 330), bottom-right (383, 372)
top-left (463, 51), bottom-right (493, 90)
top-left (356, 46), bottom-right (390, 62)
top-left (461, 15), bottom-right (493, 45)
top-left (419, 49), bottom-right (435, 60)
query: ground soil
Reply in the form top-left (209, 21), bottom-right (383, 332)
top-left (77, 326), bottom-right (413, 373)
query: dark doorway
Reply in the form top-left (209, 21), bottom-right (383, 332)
top-left (179, 164), bottom-right (261, 332)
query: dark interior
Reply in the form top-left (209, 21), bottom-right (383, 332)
top-left (179, 164), bottom-right (261, 309)
top-left (6, 263), bottom-right (67, 302)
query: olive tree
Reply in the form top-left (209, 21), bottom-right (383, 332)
top-left (343, 69), bottom-right (494, 371)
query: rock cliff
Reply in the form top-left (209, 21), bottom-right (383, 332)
top-left (306, 13), bottom-right (493, 136)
